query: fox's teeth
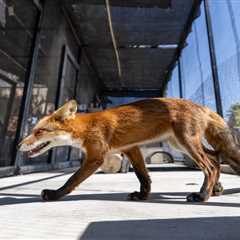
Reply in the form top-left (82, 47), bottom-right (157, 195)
top-left (27, 141), bottom-right (51, 157)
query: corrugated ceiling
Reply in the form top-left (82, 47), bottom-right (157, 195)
top-left (65, 0), bottom-right (202, 96)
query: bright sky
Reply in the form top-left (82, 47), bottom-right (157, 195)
top-left (170, 0), bottom-right (240, 120)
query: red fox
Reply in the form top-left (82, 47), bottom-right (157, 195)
top-left (19, 98), bottom-right (240, 202)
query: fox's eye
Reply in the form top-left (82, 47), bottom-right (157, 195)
top-left (35, 129), bottom-right (45, 136)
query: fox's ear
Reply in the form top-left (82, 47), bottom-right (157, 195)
top-left (53, 100), bottom-right (78, 121)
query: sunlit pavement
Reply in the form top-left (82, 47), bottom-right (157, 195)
top-left (1, 164), bottom-right (240, 240)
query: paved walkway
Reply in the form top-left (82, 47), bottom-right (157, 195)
top-left (0, 165), bottom-right (240, 239)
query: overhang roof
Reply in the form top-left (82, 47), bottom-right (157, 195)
top-left (65, 0), bottom-right (202, 97)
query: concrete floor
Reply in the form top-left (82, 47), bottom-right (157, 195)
top-left (0, 165), bottom-right (240, 240)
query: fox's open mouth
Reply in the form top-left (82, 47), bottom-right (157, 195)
top-left (28, 141), bottom-right (51, 157)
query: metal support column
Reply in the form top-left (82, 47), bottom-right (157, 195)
top-left (204, 0), bottom-right (223, 116)
top-left (67, 47), bottom-right (82, 164)
top-left (178, 60), bottom-right (183, 98)
top-left (12, 2), bottom-right (45, 171)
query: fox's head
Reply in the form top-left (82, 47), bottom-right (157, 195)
top-left (19, 100), bottom-right (79, 158)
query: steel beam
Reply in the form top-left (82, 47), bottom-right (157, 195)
top-left (102, 89), bottom-right (162, 97)
top-left (71, 0), bottom-right (171, 8)
top-left (178, 60), bottom-right (183, 98)
top-left (204, 0), bottom-right (223, 116)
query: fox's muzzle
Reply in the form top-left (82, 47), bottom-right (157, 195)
top-left (18, 135), bottom-right (36, 152)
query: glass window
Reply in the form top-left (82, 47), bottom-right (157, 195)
top-left (0, 0), bottom-right (38, 166)
top-left (19, 3), bottom-right (80, 165)
top-left (54, 49), bottom-right (80, 163)
top-left (181, 3), bottom-right (217, 111)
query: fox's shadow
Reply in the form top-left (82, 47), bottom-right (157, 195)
top-left (1, 189), bottom-right (240, 207)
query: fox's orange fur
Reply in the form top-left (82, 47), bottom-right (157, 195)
top-left (19, 98), bottom-right (240, 202)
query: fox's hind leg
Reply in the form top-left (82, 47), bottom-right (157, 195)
top-left (199, 157), bottom-right (223, 197)
top-left (210, 162), bottom-right (224, 196)
top-left (174, 129), bottom-right (219, 202)
top-left (123, 146), bottom-right (151, 201)
top-left (209, 160), bottom-right (224, 196)
top-left (169, 134), bottom-right (223, 199)
top-left (212, 181), bottom-right (224, 196)
top-left (203, 147), bottom-right (224, 196)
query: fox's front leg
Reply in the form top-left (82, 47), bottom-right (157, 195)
top-left (123, 146), bottom-right (151, 201)
top-left (41, 156), bottom-right (103, 201)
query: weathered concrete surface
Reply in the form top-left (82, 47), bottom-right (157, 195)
top-left (0, 165), bottom-right (240, 240)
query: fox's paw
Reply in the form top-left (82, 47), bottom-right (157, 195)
top-left (212, 182), bottom-right (224, 196)
top-left (186, 192), bottom-right (209, 202)
top-left (127, 191), bottom-right (149, 201)
top-left (41, 189), bottom-right (59, 201)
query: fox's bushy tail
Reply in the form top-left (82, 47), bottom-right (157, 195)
top-left (205, 111), bottom-right (240, 174)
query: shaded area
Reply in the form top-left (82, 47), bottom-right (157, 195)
top-left (1, 189), bottom-right (240, 208)
top-left (79, 217), bottom-right (240, 240)
top-left (0, 171), bottom-right (70, 191)
top-left (130, 165), bottom-right (197, 172)
top-left (0, 165), bottom-right (194, 191)
top-left (72, 0), bottom-right (171, 8)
